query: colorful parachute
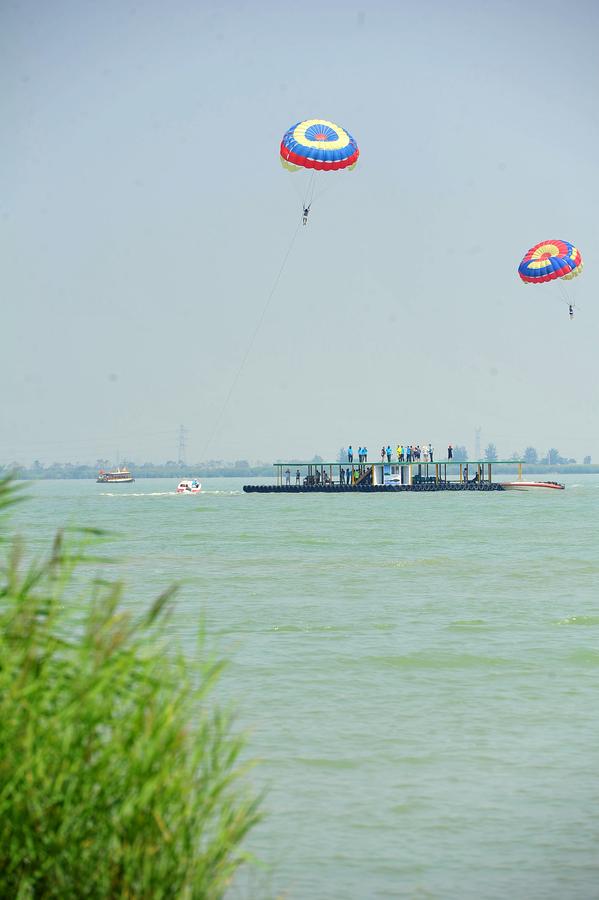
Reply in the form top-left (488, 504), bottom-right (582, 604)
top-left (518, 240), bottom-right (583, 284)
top-left (280, 118), bottom-right (359, 172)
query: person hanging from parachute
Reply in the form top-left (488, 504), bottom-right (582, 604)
top-left (518, 239), bottom-right (583, 321)
top-left (280, 118), bottom-right (359, 225)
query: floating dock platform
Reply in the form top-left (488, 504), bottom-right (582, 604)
top-left (243, 460), bottom-right (525, 493)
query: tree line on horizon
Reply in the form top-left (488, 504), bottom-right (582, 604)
top-left (0, 459), bottom-right (275, 480)
top-left (1, 448), bottom-right (595, 479)
top-left (482, 444), bottom-right (589, 465)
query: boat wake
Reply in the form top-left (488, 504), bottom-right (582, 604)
top-left (201, 489), bottom-right (242, 495)
top-left (98, 490), bottom-right (242, 498)
top-left (99, 491), bottom-right (177, 497)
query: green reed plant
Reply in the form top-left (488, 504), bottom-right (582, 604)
top-left (0, 475), bottom-right (261, 898)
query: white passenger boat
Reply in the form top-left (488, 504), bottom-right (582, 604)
top-left (176, 479), bottom-right (202, 494)
top-left (96, 467), bottom-right (135, 484)
top-left (500, 481), bottom-right (564, 491)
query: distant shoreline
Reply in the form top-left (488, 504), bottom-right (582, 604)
top-left (4, 464), bottom-right (599, 481)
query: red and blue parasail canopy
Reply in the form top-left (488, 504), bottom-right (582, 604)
top-left (518, 240), bottom-right (583, 284)
top-left (280, 118), bottom-right (359, 172)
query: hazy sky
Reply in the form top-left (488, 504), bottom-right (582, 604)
top-left (3, 0), bottom-right (599, 465)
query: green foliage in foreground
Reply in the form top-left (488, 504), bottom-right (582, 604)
top-left (0, 475), bottom-right (261, 898)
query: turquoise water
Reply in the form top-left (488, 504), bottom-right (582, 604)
top-left (9, 477), bottom-right (599, 899)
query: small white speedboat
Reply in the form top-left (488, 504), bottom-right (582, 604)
top-left (500, 481), bottom-right (564, 491)
top-left (176, 479), bottom-right (202, 494)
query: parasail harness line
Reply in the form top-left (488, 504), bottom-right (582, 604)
top-left (203, 119), bottom-right (360, 455)
top-left (201, 219), bottom-right (303, 459)
top-left (300, 168), bottom-right (342, 224)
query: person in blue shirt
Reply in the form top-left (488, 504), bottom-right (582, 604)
top-left (363, 447), bottom-right (367, 462)
top-left (386, 445), bottom-right (392, 462)
top-left (347, 446), bottom-right (353, 463)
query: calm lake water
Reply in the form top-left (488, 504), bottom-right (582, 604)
top-left (10, 476), bottom-right (599, 899)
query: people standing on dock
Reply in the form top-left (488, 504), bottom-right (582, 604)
top-left (429, 443), bottom-right (434, 462)
top-left (346, 468), bottom-right (351, 484)
top-left (295, 469), bottom-right (301, 486)
top-left (448, 444), bottom-right (453, 460)
top-left (386, 446), bottom-right (392, 462)
top-left (363, 447), bottom-right (367, 462)
top-left (380, 446), bottom-right (385, 461)
top-left (285, 468), bottom-right (291, 485)
top-left (347, 446), bottom-right (353, 463)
